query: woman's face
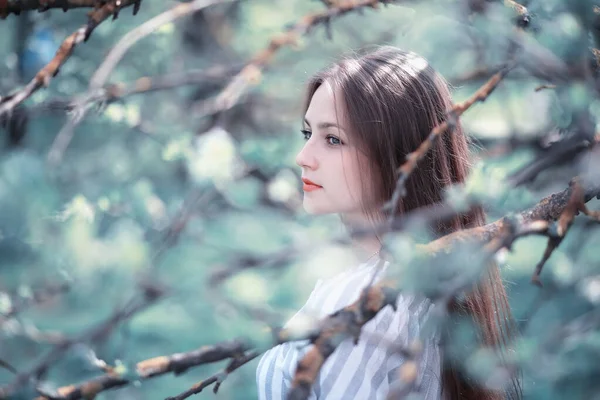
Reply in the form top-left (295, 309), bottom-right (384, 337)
top-left (295, 82), bottom-right (373, 219)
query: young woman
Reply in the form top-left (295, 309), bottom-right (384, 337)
top-left (256, 46), bottom-right (520, 400)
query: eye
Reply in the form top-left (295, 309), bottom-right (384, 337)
top-left (301, 129), bottom-right (312, 140)
top-left (326, 135), bottom-right (343, 146)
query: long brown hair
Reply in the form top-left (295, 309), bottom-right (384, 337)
top-left (302, 46), bottom-right (521, 399)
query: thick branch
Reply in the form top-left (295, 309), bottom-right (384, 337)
top-left (424, 177), bottom-right (600, 253)
top-left (136, 339), bottom-right (249, 378)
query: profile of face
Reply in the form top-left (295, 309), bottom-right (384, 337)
top-left (295, 82), bottom-right (373, 220)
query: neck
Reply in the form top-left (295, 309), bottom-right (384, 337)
top-left (352, 236), bottom-right (382, 263)
top-left (340, 211), bottom-right (383, 263)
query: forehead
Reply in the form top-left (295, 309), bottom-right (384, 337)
top-left (305, 81), bottom-right (346, 124)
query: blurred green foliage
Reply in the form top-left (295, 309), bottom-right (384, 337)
top-left (0, 1), bottom-right (599, 399)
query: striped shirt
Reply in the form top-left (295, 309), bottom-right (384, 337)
top-left (256, 257), bottom-right (443, 400)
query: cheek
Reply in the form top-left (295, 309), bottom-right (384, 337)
top-left (339, 154), bottom-right (367, 202)
top-left (344, 153), bottom-right (381, 207)
top-left (345, 171), bottom-right (364, 199)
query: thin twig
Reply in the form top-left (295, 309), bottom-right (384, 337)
top-left (534, 84), bottom-right (556, 92)
top-left (32, 339), bottom-right (250, 400)
top-left (89, 0), bottom-right (235, 90)
top-left (0, 286), bottom-right (164, 399)
top-left (192, 0), bottom-right (400, 117)
top-left (0, 280), bottom-right (70, 321)
top-left (27, 64), bottom-right (242, 115)
top-left (47, 0), bottom-right (234, 166)
top-left (166, 350), bottom-right (260, 400)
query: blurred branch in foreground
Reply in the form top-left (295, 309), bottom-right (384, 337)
top-left (0, 0), bottom-right (599, 399)
top-left (30, 171), bottom-right (600, 400)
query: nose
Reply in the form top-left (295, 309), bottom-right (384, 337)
top-left (295, 140), bottom-right (318, 170)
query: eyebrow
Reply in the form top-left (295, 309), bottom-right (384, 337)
top-left (303, 118), bottom-right (346, 132)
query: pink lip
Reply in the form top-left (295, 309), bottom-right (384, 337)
top-left (302, 178), bottom-right (322, 192)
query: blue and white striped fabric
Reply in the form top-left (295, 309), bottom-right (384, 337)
top-left (256, 257), bottom-right (443, 400)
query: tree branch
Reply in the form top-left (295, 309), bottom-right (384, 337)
top-left (23, 173), bottom-right (600, 400)
top-left (0, 283), bottom-right (164, 399)
top-left (0, 280), bottom-right (70, 325)
top-left (192, 0), bottom-right (400, 118)
top-left (0, 0), bottom-right (142, 119)
top-left (32, 339), bottom-right (253, 400)
top-left (0, 0), bottom-right (127, 18)
top-left (424, 177), bottom-right (600, 254)
top-left (384, 62), bottom-right (516, 219)
top-left (166, 350), bottom-right (260, 400)
top-left (286, 181), bottom-right (600, 400)
top-left (89, 0), bottom-right (235, 90)
top-left (287, 284), bottom-right (399, 399)
top-left (47, 0), bottom-right (235, 166)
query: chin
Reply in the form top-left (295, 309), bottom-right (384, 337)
top-left (302, 199), bottom-right (336, 215)
top-left (302, 203), bottom-right (328, 215)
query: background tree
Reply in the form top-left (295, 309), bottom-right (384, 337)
top-left (0, 0), bottom-right (599, 399)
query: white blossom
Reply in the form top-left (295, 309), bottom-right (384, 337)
top-left (187, 126), bottom-right (244, 185)
top-left (267, 169), bottom-right (299, 204)
top-left (579, 276), bottom-right (600, 304)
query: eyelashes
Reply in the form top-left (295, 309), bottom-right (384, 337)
top-left (300, 129), bottom-right (344, 146)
